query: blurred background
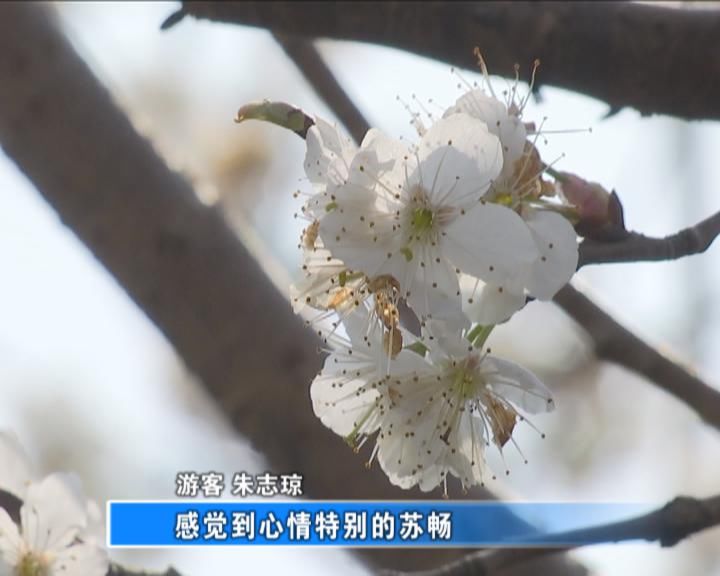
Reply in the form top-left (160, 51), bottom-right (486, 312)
top-left (1, 2), bottom-right (719, 575)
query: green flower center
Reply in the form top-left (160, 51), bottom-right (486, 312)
top-left (410, 207), bottom-right (434, 234)
top-left (16, 554), bottom-right (48, 576)
top-left (401, 203), bottom-right (436, 261)
top-left (447, 355), bottom-right (485, 401)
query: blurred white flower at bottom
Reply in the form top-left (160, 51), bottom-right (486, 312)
top-left (0, 431), bottom-right (108, 576)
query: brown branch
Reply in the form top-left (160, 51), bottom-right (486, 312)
top-left (0, 490), bottom-right (21, 524)
top-left (382, 494), bottom-right (720, 576)
top-left (108, 566), bottom-right (182, 576)
top-left (579, 210), bottom-right (720, 267)
top-left (553, 284), bottom-right (720, 430)
top-left (178, 1), bottom-right (720, 121)
top-left (0, 4), bottom-right (585, 575)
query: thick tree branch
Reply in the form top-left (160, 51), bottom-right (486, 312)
top-left (579, 210), bottom-right (720, 267)
top-left (177, 1), bottom-right (720, 121)
top-left (0, 4), bottom-right (585, 575)
top-left (383, 494), bottom-right (720, 576)
top-left (553, 284), bottom-right (720, 431)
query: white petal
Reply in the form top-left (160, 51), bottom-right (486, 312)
top-left (416, 114), bottom-right (503, 206)
top-left (444, 202), bottom-right (539, 284)
top-left (444, 90), bottom-right (507, 131)
top-left (310, 367), bottom-right (382, 438)
top-left (0, 508), bottom-right (22, 565)
top-left (81, 500), bottom-right (105, 545)
top-left (0, 432), bottom-right (34, 500)
top-left (461, 276), bottom-right (526, 325)
top-left (404, 244), bottom-right (463, 322)
top-left (377, 435), bottom-right (424, 490)
top-left (415, 304), bottom-right (472, 353)
top-left (388, 345), bottom-right (430, 374)
top-left (421, 322), bottom-right (470, 362)
top-left (367, 250), bottom-right (420, 303)
top-left (318, 184), bottom-right (395, 277)
top-left (304, 117), bottom-right (355, 187)
top-left (445, 90), bottom-right (527, 180)
top-left (310, 311), bottom-right (389, 440)
top-left (378, 378), bottom-right (442, 479)
top-left (351, 129), bottom-right (409, 185)
top-left (383, 407), bottom-right (489, 493)
top-left (496, 117), bottom-right (528, 179)
top-left (22, 474), bottom-right (87, 554)
top-left (524, 210), bottom-right (578, 300)
top-left (484, 357), bottom-right (555, 414)
top-left (52, 541), bottom-right (108, 576)
top-left (451, 413), bottom-right (490, 486)
top-left (378, 415), bottom-right (434, 481)
top-left (339, 305), bottom-right (377, 349)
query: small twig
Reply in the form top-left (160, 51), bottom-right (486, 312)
top-left (272, 33), bottom-right (371, 144)
top-left (108, 565), bottom-right (183, 576)
top-left (553, 284), bottom-right (720, 431)
top-left (0, 490), bottom-right (21, 524)
top-left (160, 7), bottom-right (187, 30)
top-left (381, 494), bottom-right (720, 576)
top-left (579, 210), bottom-right (720, 267)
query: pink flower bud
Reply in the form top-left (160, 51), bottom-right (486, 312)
top-left (557, 172), bottom-right (626, 238)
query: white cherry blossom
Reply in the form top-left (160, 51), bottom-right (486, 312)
top-left (319, 113), bottom-right (540, 325)
top-left (291, 221), bottom-right (363, 315)
top-left (310, 310), bottom-right (554, 495)
top-left (0, 432), bottom-right (108, 576)
top-left (444, 84), bottom-right (579, 323)
top-left (310, 307), bottom-right (412, 452)
top-left (303, 118), bottom-right (357, 208)
top-left (376, 328), bottom-right (555, 493)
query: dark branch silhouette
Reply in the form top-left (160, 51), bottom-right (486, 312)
top-left (177, 1), bottom-right (720, 121)
top-left (578, 210), bottom-right (720, 267)
top-left (553, 284), bottom-right (720, 431)
top-left (381, 494), bottom-right (720, 576)
top-left (108, 567), bottom-right (182, 576)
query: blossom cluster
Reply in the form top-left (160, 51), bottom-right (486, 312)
top-left (289, 64), bottom-right (579, 494)
top-left (0, 431), bottom-right (108, 576)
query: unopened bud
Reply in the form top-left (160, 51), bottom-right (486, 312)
top-left (235, 100), bottom-right (314, 139)
top-left (556, 172), bottom-right (625, 238)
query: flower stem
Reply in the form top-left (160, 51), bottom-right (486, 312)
top-left (467, 324), bottom-right (494, 349)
